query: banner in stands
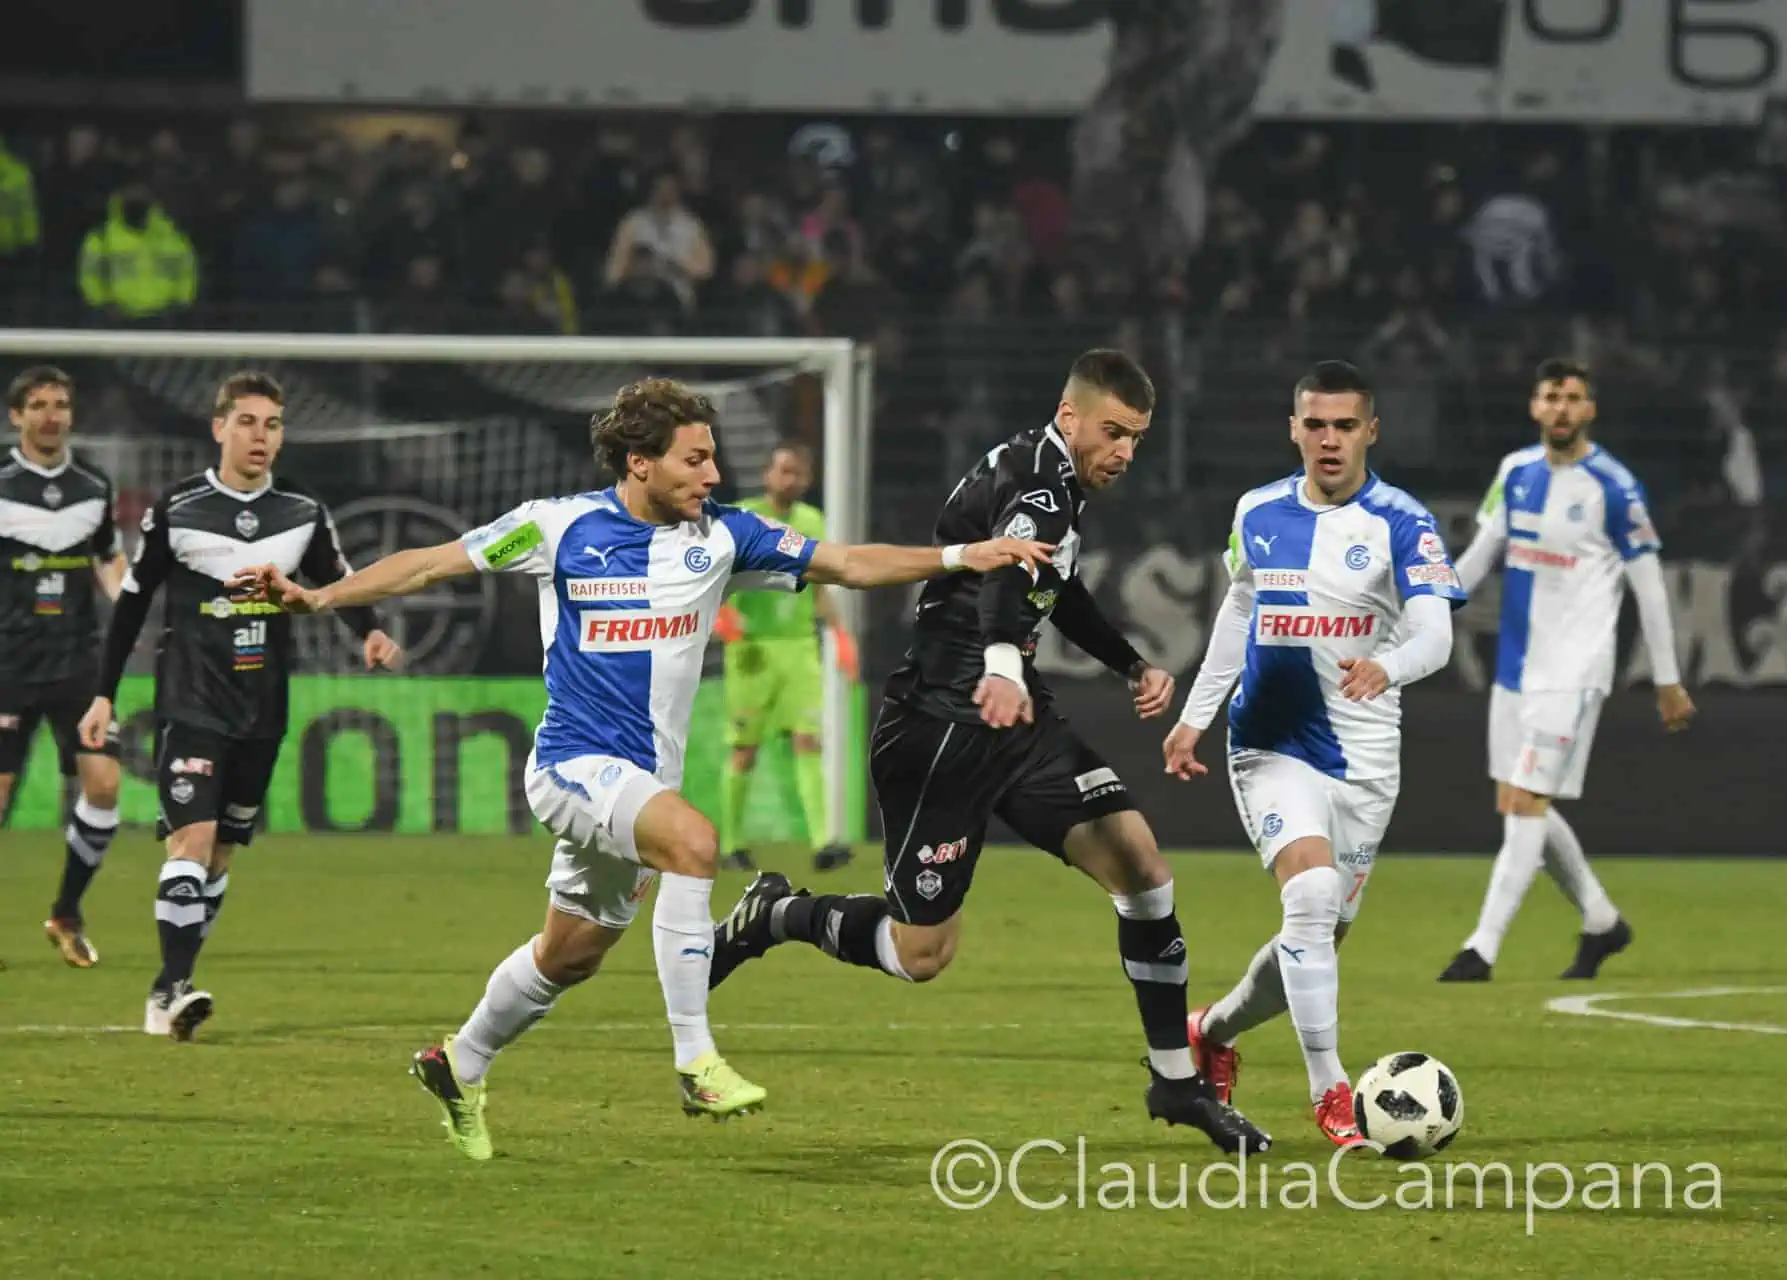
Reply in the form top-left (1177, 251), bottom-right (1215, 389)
top-left (9, 676), bottom-right (869, 844)
top-left (250, 0), bottom-right (1787, 123)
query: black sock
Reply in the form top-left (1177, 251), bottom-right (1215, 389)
top-left (52, 801), bottom-right (118, 921)
top-left (777, 893), bottom-right (893, 973)
top-left (1118, 910), bottom-right (1193, 1074)
top-left (153, 859), bottom-right (208, 991)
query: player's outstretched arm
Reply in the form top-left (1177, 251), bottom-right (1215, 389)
top-left (233, 540), bottom-right (475, 615)
top-left (803, 537), bottom-right (1053, 589)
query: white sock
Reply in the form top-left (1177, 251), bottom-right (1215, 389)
top-left (454, 940), bottom-right (565, 1085)
top-left (1277, 866), bottom-right (1346, 1101)
top-left (1201, 937), bottom-right (1289, 1046)
top-left (1543, 808), bottom-right (1619, 934)
top-left (1464, 814), bottom-right (1549, 964)
top-left (873, 917), bottom-right (914, 981)
top-left (652, 872), bottom-right (717, 1069)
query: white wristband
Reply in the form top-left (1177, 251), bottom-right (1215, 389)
top-left (982, 643), bottom-right (1026, 686)
top-left (941, 543), bottom-right (967, 571)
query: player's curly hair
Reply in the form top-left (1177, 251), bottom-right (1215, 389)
top-left (590, 377), bottom-right (717, 477)
top-left (7, 365), bottom-right (73, 412)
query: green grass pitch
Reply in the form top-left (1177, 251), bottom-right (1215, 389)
top-left (1, 834), bottom-right (1782, 1277)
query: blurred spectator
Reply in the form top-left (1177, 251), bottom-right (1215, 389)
top-left (78, 186), bottom-right (197, 320)
top-left (709, 252), bottom-right (799, 337)
top-left (514, 238), bottom-right (578, 335)
top-left (1463, 191), bottom-right (1560, 305)
top-left (603, 170), bottom-right (713, 310)
top-left (0, 133), bottom-right (41, 289)
top-left (592, 243), bottom-right (684, 337)
top-left (231, 177), bottom-right (323, 303)
top-left (811, 230), bottom-right (894, 342)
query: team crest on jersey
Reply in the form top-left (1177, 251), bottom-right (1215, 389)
top-left (1262, 813), bottom-right (1283, 838)
top-left (684, 545), bottom-right (712, 573)
top-left (41, 482), bottom-right (61, 508)
top-left (1344, 544), bottom-right (1371, 571)
top-left (1005, 513), bottom-right (1037, 540)
top-left (235, 509), bottom-right (259, 539)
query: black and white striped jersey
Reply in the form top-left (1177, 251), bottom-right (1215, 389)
top-left (0, 447), bottom-right (120, 688)
top-left (99, 469), bottom-right (379, 740)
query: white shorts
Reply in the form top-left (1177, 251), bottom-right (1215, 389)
top-left (524, 753), bottom-right (666, 930)
top-left (1488, 686), bottom-right (1603, 801)
top-left (1227, 749), bottom-right (1398, 924)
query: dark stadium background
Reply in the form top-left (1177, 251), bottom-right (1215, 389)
top-left (1, 0), bottom-right (1781, 852)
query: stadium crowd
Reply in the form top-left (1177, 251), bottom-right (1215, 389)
top-left (0, 107), bottom-right (1775, 531)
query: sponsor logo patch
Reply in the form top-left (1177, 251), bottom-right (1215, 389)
top-left (566, 577), bottom-right (649, 602)
top-left (1255, 607), bottom-right (1377, 644)
top-left (1416, 530), bottom-right (1447, 563)
top-left (579, 608), bottom-right (701, 650)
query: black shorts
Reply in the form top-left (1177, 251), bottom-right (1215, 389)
top-left (0, 679), bottom-right (120, 777)
top-left (154, 722), bottom-right (282, 845)
top-left (871, 699), bottom-right (1134, 926)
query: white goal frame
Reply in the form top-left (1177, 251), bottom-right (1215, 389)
top-left (0, 328), bottom-right (874, 846)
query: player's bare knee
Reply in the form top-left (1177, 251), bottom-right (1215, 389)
top-left (731, 745), bottom-right (757, 772)
top-left (209, 844), bottom-right (236, 876)
top-left (659, 816), bottom-right (719, 879)
top-left (1271, 837), bottom-right (1334, 884)
top-left (165, 823), bottom-right (218, 870)
top-left (892, 920), bottom-right (956, 982)
top-left (535, 916), bottom-right (622, 986)
top-left (791, 733), bottom-right (820, 755)
top-left (0, 774), bottom-right (14, 816)
top-left (1064, 813), bottom-right (1168, 897)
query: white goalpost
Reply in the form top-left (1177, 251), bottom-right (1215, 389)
top-left (0, 328), bottom-right (874, 848)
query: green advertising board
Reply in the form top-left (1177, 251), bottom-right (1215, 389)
top-left (9, 675), bottom-right (868, 844)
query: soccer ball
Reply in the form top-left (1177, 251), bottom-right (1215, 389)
top-left (1352, 1051), bottom-right (1463, 1159)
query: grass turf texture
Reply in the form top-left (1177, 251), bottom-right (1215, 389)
top-left (1, 835), bottom-right (1782, 1277)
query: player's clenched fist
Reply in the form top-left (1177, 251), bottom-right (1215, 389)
top-left (1162, 722), bottom-right (1208, 780)
top-left (962, 537), bottom-right (1055, 575)
top-left (77, 697), bottom-right (113, 752)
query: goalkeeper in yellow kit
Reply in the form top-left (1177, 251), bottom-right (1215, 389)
top-left (715, 442), bottom-right (858, 872)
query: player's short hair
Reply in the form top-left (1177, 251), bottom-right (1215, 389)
top-left (8, 365), bottom-right (73, 412)
top-left (1065, 349), bottom-right (1155, 414)
top-left (214, 371), bottom-right (285, 418)
top-left (1534, 357), bottom-right (1594, 396)
top-left (1293, 360), bottom-right (1375, 416)
top-left (591, 377), bottom-right (717, 476)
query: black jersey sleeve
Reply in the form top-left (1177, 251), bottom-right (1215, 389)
top-left (1050, 576), bottom-right (1145, 677)
top-left (97, 496), bottom-right (173, 700)
top-left (976, 468), bottom-right (1076, 650)
top-left (298, 502), bottom-right (382, 640)
top-left (93, 477), bottom-right (122, 561)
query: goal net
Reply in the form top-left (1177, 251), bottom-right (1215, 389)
top-left (0, 329), bottom-right (872, 849)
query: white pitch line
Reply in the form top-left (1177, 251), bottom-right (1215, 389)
top-left (0, 1020), bottom-right (1063, 1037)
top-left (1546, 985), bottom-right (1787, 1036)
